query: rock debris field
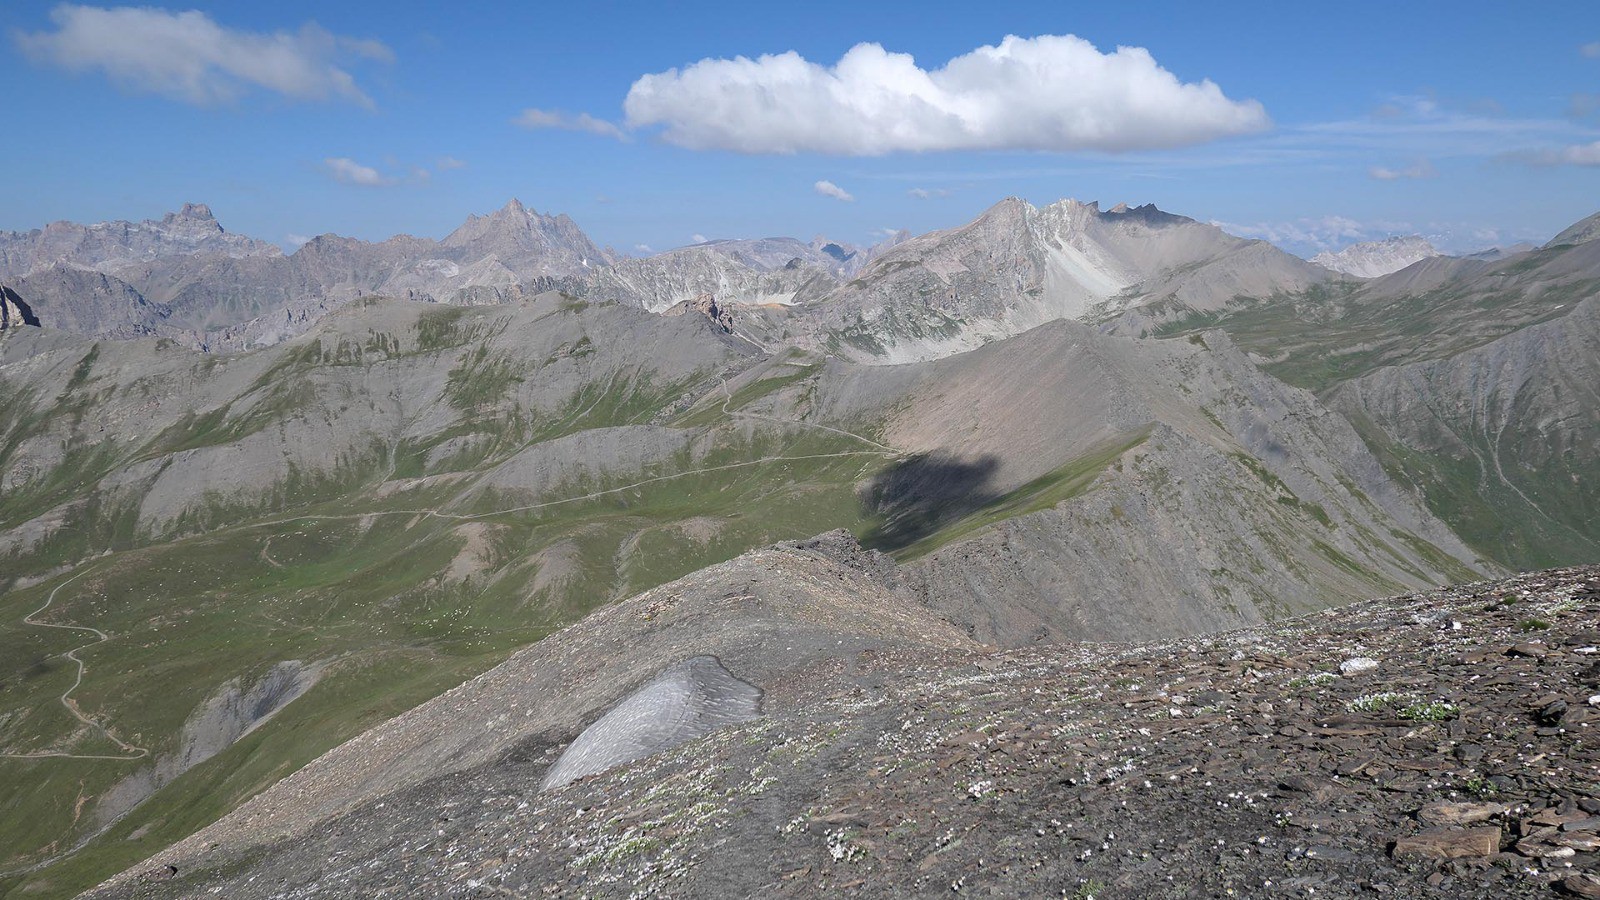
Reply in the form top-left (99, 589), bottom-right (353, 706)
top-left (94, 564), bottom-right (1600, 899)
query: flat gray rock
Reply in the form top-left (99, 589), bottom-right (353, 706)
top-left (540, 655), bottom-right (761, 791)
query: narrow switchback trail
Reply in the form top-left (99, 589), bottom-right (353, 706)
top-left (1, 567), bottom-right (150, 762)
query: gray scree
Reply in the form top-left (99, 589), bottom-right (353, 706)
top-left (540, 655), bottom-right (762, 790)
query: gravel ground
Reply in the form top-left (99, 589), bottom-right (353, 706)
top-left (92, 564), bottom-right (1600, 899)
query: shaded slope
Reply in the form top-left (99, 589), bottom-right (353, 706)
top-left (732, 319), bottom-right (1487, 645)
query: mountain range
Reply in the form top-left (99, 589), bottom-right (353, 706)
top-left (0, 195), bottom-right (1596, 898)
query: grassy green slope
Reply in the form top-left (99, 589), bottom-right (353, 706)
top-left (0, 306), bottom-right (904, 897)
top-left (1149, 246), bottom-right (1600, 570)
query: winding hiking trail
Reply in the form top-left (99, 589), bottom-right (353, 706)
top-left (1, 567), bottom-right (150, 762)
top-left (238, 373), bottom-right (909, 534)
top-left (715, 375), bottom-right (905, 455)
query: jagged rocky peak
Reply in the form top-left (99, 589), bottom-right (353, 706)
top-left (441, 198), bottom-right (610, 270)
top-left (1312, 235), bottom-right (1440, 279)
top-left (166, 202), bottom-right (217, 222)
top-left (979, 196), bottom-right (1195, 237)
top-left (155, 202), bottom-right (226, 238)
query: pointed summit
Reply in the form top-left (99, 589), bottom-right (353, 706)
top-left (441, 200), bottom-right (610, 276)
top-left (176, 202), bottom-right (216, 221)
top-left (161, 202), bottom-right (224, 236)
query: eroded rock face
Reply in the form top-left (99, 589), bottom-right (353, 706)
top-left (0, 285), bottom-right (39, 330)
top-left (540, 655), bottom-right (761, 790)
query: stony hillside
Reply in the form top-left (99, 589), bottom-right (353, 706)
top-left (82, 539), bottom-right (1600, 899)
top-left (0, 287), bottom-right (1490, 897)
top-left (1152, 219), bottom-right (1600, 572)
top-left (783, 197), bottom-right (1331, 363)
top-left (586, 245), bottom-right (838, 312)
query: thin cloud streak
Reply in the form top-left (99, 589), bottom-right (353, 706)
top-left (15, 4), bottom-right (390, 107)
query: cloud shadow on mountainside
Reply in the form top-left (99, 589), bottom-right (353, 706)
top-left (858, 452), bottom-right (1003, 553)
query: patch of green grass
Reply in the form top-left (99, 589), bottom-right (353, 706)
top-left (414, 306), bottom-right (468, 351)
top-left (867, 430), bottom-right (1149, 559)
top-left (445, 345), bottom-right (524, 410)
top-left (1341, 407), bottom-right (1600, 572)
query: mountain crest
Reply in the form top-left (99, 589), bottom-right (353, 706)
top-left (1546, 210), bottom-right (1600, 248)
top-left (171, 202), bottom-right (216, 222)
top-left (1312, 235), bottom-right (1439, 278)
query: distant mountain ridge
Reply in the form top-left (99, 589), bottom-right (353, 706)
top-left (0, 203), bottom-right (281, 279)
top-left (0, 199), bottom-right (611, 349)
top-left (774, 196), bottom-right (1331, 363)
top-left (1311, 235), bottom-right (1440, 278)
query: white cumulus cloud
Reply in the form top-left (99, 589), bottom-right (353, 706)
top-left (622, 34), bottom-right (1268, 155)
top-left (323, 157), bottom-right (392, 186)
top-left (514, 108), bottom-right (628, 140)
top-left (908, 187), bottom-right (951, 199)
top-left (14, 4), bottom-right (391, 107)
top-left (814, 180), bottom-right (854, 201)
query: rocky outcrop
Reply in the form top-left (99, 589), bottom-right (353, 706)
top-left (93, 661), bottom-right (323, 830)
top-left (539, 655), bottom-right (761, 790)
top-left (659, 292), bottom-right (735, 332)
top-left (0, 284), bottom-right (39, 330)
top-left (590, 246), bottom-right (837, 313)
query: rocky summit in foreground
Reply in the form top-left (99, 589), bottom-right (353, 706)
top-left (88, 537), bottom-right (1599, 899)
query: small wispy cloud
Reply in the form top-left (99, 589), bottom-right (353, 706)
top-left (1212, 215), bottom-right (1414, 251)
top-left (814, 179), bottom-right (854, 202)
top-left (908, 187), bottom-right (950, 199)
top-left (1369, 158), bottom-right (1437, 180)
top-left (436, 156), bottom-right (467, 170)
top-left (15, 4), bottom-right (391, 107)
top-left (633, 243), bottom-right (653, 254)
top-left (284, 233), bottom-right (311, 250)
top-left (1505, 140), bottom-right (1600, 167)
top-left (1581, 41), bottom-right (1600, 58)
top-left (691, 233), bottom-right (707, 243)
top-left (514, 108), bottom-right (628, 140)
top-left (323, 157), bottom-right (392, 186)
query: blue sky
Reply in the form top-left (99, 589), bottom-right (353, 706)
top-left (3, 1), bottom-right (1599, 257)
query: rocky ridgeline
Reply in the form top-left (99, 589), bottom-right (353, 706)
top-left (95, 564), bottom-right (1600, 898)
